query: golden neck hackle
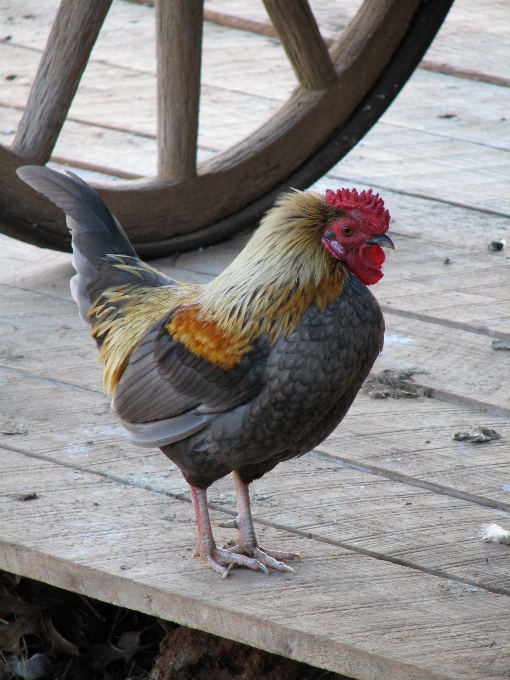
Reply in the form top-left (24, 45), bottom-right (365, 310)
top-left (195, 191), bottom-right (345, 347)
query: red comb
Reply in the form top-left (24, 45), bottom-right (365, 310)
top-left (324, 188), bottom-right (390, 229)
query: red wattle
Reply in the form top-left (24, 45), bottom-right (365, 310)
top-left (345, 246), bottom-right (385, 285)
top-left (359, 269), bottom-right (383, 285)
top-left (366, 245), bottom-right (385, 268)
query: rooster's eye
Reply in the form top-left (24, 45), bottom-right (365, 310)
top-left (341, 226), bottom-right (353, 236)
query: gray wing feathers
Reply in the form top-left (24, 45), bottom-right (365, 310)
top-left (113, 319), bottom-right (268, 446)
top-left (112, 325), bottom-right (200, 423)
top-left (120, 412), bottom-right (211, 448)
top-left (70, 272), bottom-right (93, 324)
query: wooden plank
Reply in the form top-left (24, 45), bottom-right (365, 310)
top-left (317, 393), bottom-right (510, 507)
top-left (380, 69), bottom-right (510, 152)
top-left (201, 6), bottom-right (510, 89)
top-left (1, 361), bottom-right (509, 594)
top-left (0, 234), bottom-right (73, 290)
top-left (213, 453), bottom-right (510, 595)
top-left (7, 0), bottom-right (509, 88)
top-left (0, 284), bottom-right (103, 393)
top-left (205, 0), bottom-right (510, 84)
top-left (0, 0), bottom-right (295, 101)
top-left (202, 9), bottom-right (510, 87)
top-left (1, 448), bottom-right (509, 680)
top-left (262, 0), bottom-right (336, 90)
top-left (423, 0), bottom-right (510, 84)
top-left (5, 0), bottom-right (509, 110)
top-left (11, 0), bottom-right (114, 163)
top-left (156, 0), bottom-right (203, 178)
top-left (376, 311), bottom-right (510, 414)
top-left (326, 124), bottom-right (510, 218)
top-left (201, 11), bottom-right (510, 89)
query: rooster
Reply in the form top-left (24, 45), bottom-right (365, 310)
top-left (17, 166), bottom-right (394, 578)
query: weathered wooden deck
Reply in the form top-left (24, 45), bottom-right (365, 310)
top-left (1, 1), bottom-right (509, 678)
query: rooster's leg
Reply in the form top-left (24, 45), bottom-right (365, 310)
top-left (228, 471), bottom-right (300, 574)
top-left (189, 485), bottom-right (269, 578)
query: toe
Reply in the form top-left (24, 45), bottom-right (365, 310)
top-left (212, 518), bottom-right (239, 529)
top-left (261, 548), bottom-right (301, 561)
top-left (253, 548), bottom-right (296, 574)
top-left (204, 555), bottom-right (231, 578)
top-left (225, 543), bottom-right (251, 556)
top-left (215, 548), bottom-right (269, 575)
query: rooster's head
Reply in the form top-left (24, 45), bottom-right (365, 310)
top-left (321, 188), bottom-right (393, 285)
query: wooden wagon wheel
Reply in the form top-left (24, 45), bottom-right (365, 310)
top-left (1, 0), bottom-right (454, 258)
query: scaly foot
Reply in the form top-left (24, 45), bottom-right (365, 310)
top-left (192, 537), bottom-right (268, 578)
top-left (226, 543), bottom-right (299, 574)
top-left (190, 485), bottom-right (270, 578)
top-left (227, 471), bottom-right (301, 574)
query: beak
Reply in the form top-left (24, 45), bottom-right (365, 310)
top-left (365, 234), bottom-right (395, 250)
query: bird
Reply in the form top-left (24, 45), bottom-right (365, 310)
top-left (17, 165), bottom-right (394, 578)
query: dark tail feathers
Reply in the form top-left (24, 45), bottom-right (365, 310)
top-left (17, 166), bottom-right (135, 264)
top-left (17, 166), bottom-right (139, 322)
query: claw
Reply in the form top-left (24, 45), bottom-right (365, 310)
top-left (221, 563), bottom-right (235, 579)
top-left (190, 483), bottom-right (299, 578)
top-left (204, 555), bottom-right (231, 578)
top-left (225, 544), bottom-right (297, 575)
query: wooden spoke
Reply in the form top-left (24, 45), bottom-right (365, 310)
top-left (156, 0), bottom-right (204, 180)
top-left (10, 0), bottom-right (113, 164)
top-left (262, 0), bottom-right (336, 90)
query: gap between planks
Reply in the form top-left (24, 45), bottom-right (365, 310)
top-left (0, 364), bottom-right (106, 398)
top-left (309, 449), bottom-right (510, 515)
top-left (1, 439), bottom-right (508, 598)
